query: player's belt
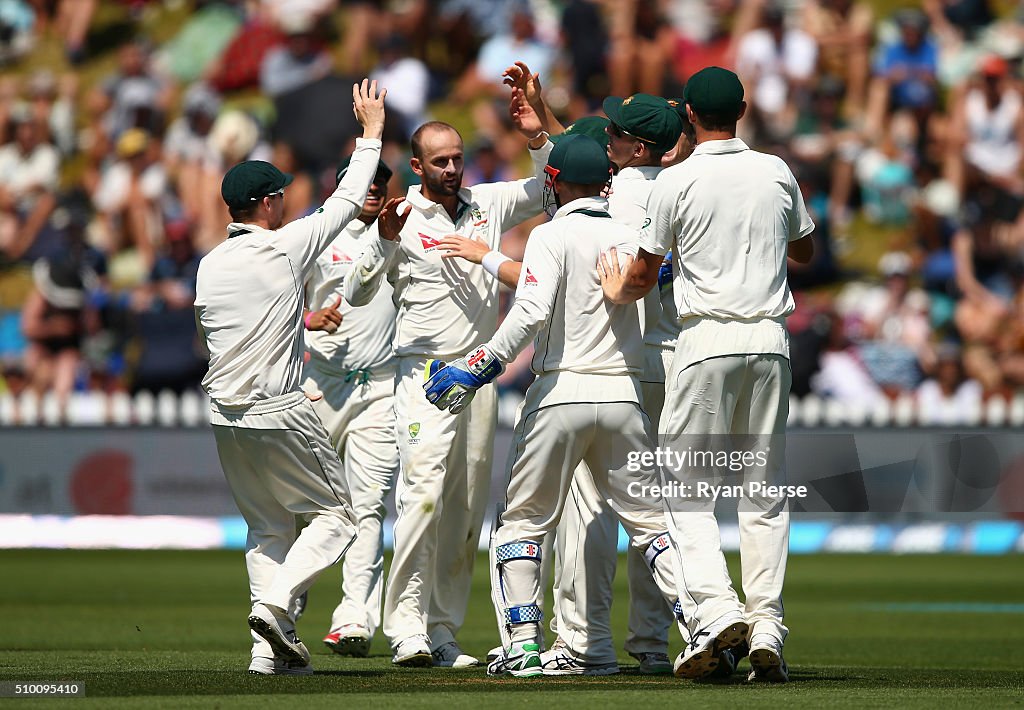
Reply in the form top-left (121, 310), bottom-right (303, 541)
top-left (569, 208), bottom-right (611, 218)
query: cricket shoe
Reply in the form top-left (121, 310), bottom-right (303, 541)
top-left (673, 612), bottom-right (748, 679)
top-left (747, 634), bottom-right (789, 683)
top-left (323, 623), bottom-right (371, 658)
top-left (488, 642), bottom-right (543, 678)
top-left (486, 645), bottom-right (503, 663)
top-left (248, 656), bottom-right (313, 675)
top-left (432, 641), bottom-right (480, 668)
top-left (705, 648), bottom-right (738, 680)
top-left (540, 644), bottom-right (618, 676)
top-left (392, 635), bottom-right (433, 667)
top-left (248, 603), bottom-right (311, 666)
top-left (629, 651), bottom-right (672, 675)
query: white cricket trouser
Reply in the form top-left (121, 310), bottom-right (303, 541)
top-left (491, 373), bottom-right (682, 647)
top-left (662, 353), bottom-right (791, 644)
top-left (211, 391), bottom-right (358, 656)
top-left (383, 355), bottom-right (495, 651)
top-left (302, 360), bottom-right (399, 636)
top-left (551, 347), bottom-right (676, 662)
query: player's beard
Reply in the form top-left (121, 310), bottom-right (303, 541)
top-left (424, 169), bottom-right (462, 198)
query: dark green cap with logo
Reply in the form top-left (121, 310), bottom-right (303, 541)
top-left (336, 155), bottom-right (393, 186)
top-left (546, 134), bottom-right (611, 185)
top-left (602, 93), bottom-right (683, 153)
top-left (551, 116), bottom-right (610, 148)
top-left (682, 66), bottom-right (745, 119)
top-left (221, 160), bottom-right (293, 208)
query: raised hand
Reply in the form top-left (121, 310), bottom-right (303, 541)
top-left (378, 196), bottom-right (411, 241)
top-left (502, 61), bottom-right (543, 109)
top-left (352, 78), bottom-right (386, 140)
top-left (509, 87), bottom-right (544, 139)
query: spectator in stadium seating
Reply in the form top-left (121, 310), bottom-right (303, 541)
top-left (802, 0), bottom-right (874, 118)
top-left (453, 4), bottom-right (554, 103)
top-left (164, 82), bottom-right (221, 225)
top-left (605, 0), bottom-right (675, 97)
top-left (865, 8), bottom-right (940, 138)
top-left (464, 139), bottom-right (512, 186)
top-left (206, 4), bottom-right (283, 93)
top-left (21, 252), bottom-right (98, 415)
top-left (0, 105), bottom-right (59, 262)
top-left (790, 75), bottom-right (861, 227)
top-left (259, 13), bottom-right (333, 99)
top-left (370, 34), bottom-right (429, 139)
top-left (735, 1), bottom-right (818, 140)
top-left (24, 70), bottom-right (76, 156)
top-left (856, 252), bottom-right (933, 395)
top-left (92, 128), bottom-right (168, 273)
top-left (125, 222), bottom-right (206, 394)
top-left (948, 54), bottom-right (1024, 196)
top-left (559, 0), bottom-right (609, 113)
top-left (916, 343), bottom-right (982, 424)
top-left (0, 0), bottom-right (35, 64)
top-left (811, 309), bottom-right (887, 407)
top-left (93, 41), bottom-right (171, 139)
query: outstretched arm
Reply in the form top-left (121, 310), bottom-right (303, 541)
top-left (437, 235), bottom-right (521, 289)
top-left (277, 79), bottom-right (386, 272)
top-left (503, 61), bottom-right (565, 136)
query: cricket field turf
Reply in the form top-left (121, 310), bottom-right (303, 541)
top-left (0, 550), bottom-right (1021, 708)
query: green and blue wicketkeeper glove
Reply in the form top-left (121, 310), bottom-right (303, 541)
top-left (423, 344), bottom-right (504, 414)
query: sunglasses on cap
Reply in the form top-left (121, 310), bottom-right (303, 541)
top-left (606, 122), bottom-right (656, 145)
top-left (252, 188), bottom-right (285, 201)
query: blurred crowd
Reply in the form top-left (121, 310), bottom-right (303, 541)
top-left (1, 0), bottom-right (1024, 426)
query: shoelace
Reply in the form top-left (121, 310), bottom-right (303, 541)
top-left (688, 628), bottom-right (710, 651)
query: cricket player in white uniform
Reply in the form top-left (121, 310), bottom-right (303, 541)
top-left (344, 109), bottom-right (553, 667)
top-left (300, 156), bottom-right (399, 658)
top-left (423, 135), bottom-right (694, 679)
top-left (600, 67), bottom-right (815, 683)
top-left (439, 101), bottom-right (687, 675)
top-left (194, 80), bottom-right (386, 676)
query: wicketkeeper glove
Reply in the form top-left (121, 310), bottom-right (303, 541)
top-left (423, 344), bottom-right (504, 414)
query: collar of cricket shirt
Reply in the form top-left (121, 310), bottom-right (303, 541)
top-left (226, 222), bottom-right (267, 238)
top-left (691, 137), bottom-right (749, 157)
top-left (553, 195), bottom-right (611, 221)
top-left (345, 219), bottom-right (370, 237)
top-left (615, 165), bottom-right (662, 182)
top-left (405, 185), bottom-right (473, 222)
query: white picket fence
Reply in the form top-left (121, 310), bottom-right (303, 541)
top-left (3, 390), bottom-right (1024, 428)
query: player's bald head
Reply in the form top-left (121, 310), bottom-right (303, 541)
top-left (411, 121), bottom-right (463, 160)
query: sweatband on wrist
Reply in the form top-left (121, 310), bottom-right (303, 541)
top-left (304, 312), bottom-right (314, 330)
top-left (482, 251), bottom-right (512, 279)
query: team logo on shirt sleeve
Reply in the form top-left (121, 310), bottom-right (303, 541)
top-left (524, 268), bottom-right (538, 285)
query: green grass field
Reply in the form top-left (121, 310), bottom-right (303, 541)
top-left (1, 550), bottom-right (1022, 708)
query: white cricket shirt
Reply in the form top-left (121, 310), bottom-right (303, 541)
top-left (345, 141), bottom-right (552, 358)
top-left (638, 137), bottom-right (813, 368)
top-left (303, 218), bottom-right (397, 374)
top-left (486, 195), bottom-right (643, 384)
top-left (608, 165), bottom-right (678, 351)
top-left (195, 138), bottom-right (382, 406)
